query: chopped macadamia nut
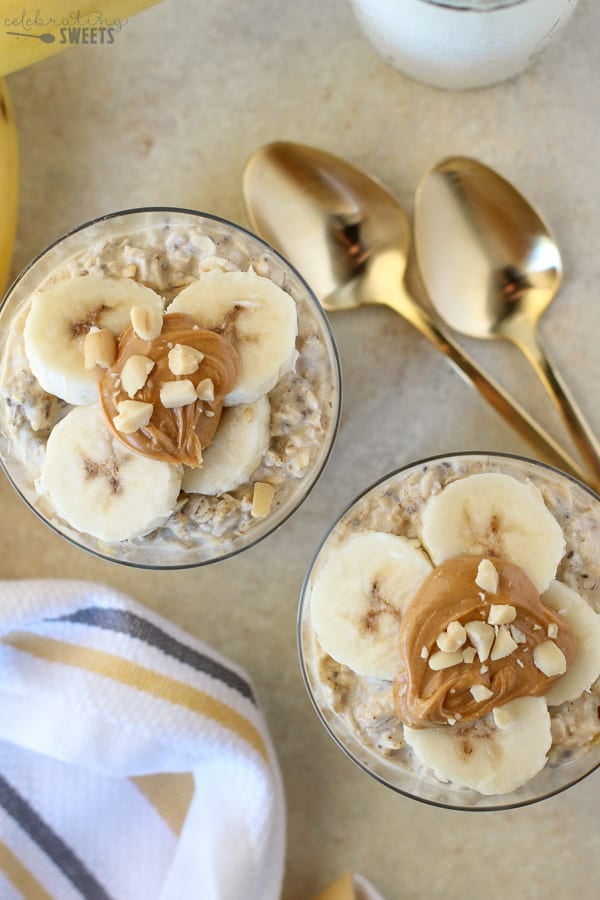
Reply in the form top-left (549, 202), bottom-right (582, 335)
top-left (510, 624), bottom-right (526, 644)
top-left (160, 380), bottom-right (197, 408)
top-left (436, 620), bottom-right (467, 653)
top-left (196, 378), bottom-right (215, 402)
top-left (462, 647), bottom-right (477, 664)
top-left (533, 640), bottom-right (567, 677)
top-left (130, 306), bottom-right (163, 341)
top-left (447, 620), bottom-right (467, 643)
top-left (547, 623), bottom-right (559, 639)
top-left (113, 400), bottom-right (153, 434)
top-left (83, 328), bottom-right (116, 370)
top-left (490, 624), bottom-right (518, 661)
top-left (428, 650), bottom-right (463, 671)
top-left (121, 355), bottom-right (155, 398)
top-left (168, 343), bottom-right (205, 376)
top-left (464, 621), bottom-right (494, 662)
top-left (470, 684), bottom-right (494, 703)
top-left (488, 604), bottom-right (517, 626)
top-left (475, 558), bottom-right (499, 594)
top-left (251, 482), bottom-right (275, 519)
top-left (420, 646), bottom-right (429, 660)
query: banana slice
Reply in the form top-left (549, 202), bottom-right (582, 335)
top-left (24, 274), bottom-right (164, 405)
top-left (167, 270), bottom-right (298, 405)
top-left (404, 696), bottom-right (551, 795)
top-left (39, 404), bottom-right (182, 543)
top-left (421, 473), bottom-right (565, 593)
top-left (309, 532), bottom-right (433, 679)
top-left (542, 581), bottom-right (600, 706)
top-left (182, 396), bottom-right (271, 495)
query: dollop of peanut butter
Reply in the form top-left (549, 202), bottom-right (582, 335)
top-left (393, 555), bottom-right (575, 728)
top-left (98, 312), bottom-right (240, 466)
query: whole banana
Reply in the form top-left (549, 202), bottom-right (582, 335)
top-left (0, 79), bottom-right (18, 296)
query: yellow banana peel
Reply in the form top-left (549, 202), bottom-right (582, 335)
top-left (0, 78), bottom-right (18, 296)
top-left (0, 0), bottom-right (161, 77)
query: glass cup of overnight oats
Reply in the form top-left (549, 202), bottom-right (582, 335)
top-left (299, 452), bottom-right (600, 810)
top-left (0, 209), bottom-right (341, 568)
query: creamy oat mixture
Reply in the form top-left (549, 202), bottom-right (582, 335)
top-left (0, 221), bottom-right (337, 556)
top-left (303, 455), bottom-right (600, 793)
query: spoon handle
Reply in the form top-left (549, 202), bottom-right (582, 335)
top-left (500, 322), bottom-right (600, 484)
top-left (383, 291), bottom-right (598, 491)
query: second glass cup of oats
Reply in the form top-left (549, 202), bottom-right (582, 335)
top-left (0, 209), bottom-right (340, 568)
top-left (299, 453), bottom-right (600, 810)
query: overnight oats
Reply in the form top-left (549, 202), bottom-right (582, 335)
top-left (299, 453), bottom-right (600, 809)
top-left (0, 209), bottom-right (340, 567)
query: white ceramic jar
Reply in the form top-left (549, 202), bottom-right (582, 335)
top-left (350, 0), bottom-right (580, 90)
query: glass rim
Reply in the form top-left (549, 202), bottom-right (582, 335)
top-left (297, 450), bottom-right (600, 812)
top-left (0, 206), bottom-right (342, 570)
top-left (420, 0), bottom-right (528, 10)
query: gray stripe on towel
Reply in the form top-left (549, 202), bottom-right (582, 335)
top-left (50, 607), bottom-right (256, 704)
top-left (0, 775), bottom-right (115, 900)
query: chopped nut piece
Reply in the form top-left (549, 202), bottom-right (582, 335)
top-left (462, 647), bottom-right (477, 664)
top-left (516, 658), bottom-right (524, 668)
top-left (447, 620), bottom-right (467, 643)
top-left (121, 354), bottom-right (155, 398)
top-left (447, 717), bottom-right (456, 726)
top-left (428, 650), bottom-right (463, 671)
top-left (475, 558), bottom-right (499, 594)
top-left (113, 400), bottom-right (153, 434)
top-left (160, 379), bottom-right (197, 408)
top-left (533, 640), bottom-right (567, 677)
top-left (168, 343), bottom-right (205, 376)
top-left (470, 684), bottom-right (494, 703)
top-left (493, 706), bottom-right (513, 728)
top-left (490, 624), bottom-right (519, 661)
top-left (420, 645), bottom-right (429, 660)
top-left (83, 327), bottom-right (116, 370)
top-left (130, 306), bottom-right (163, 341)
top-left (510, 624), bottom-right (526, 644)
top-left (122, 264), bottom-right (137, 278)
top-left (251, 482), bottom-right (275, 519)
top-left (488, 604), bottom-right (517, 626)
top-left (196, 378), bottom-right (215, 402)
top-left (436, 621), bottom-right (467, 653)
top-left (547, 623), bottom-right (559, 639)
top-left (480, 664), bottom-right (489, 674)
top-left (464, 620), bottom-right (495, 662)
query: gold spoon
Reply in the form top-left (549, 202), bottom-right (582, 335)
top-left (414, 155), bottom-right (600, 484)
top-left (242, 142), bottom-right (597, 489)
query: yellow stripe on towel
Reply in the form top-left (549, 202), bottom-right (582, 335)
top-left (313, 873), bottom-right (356, 900)
top-left (131, 773), bottom-right (195, 834)
top-left (0, 839), bottom-right (53, 900)
top-left (3, 632), bottom-right (268, 763)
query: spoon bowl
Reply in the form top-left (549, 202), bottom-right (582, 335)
top-left (243, 141), bottom-right (595, 489)
top-left (415, 156), bottom-right (600, 481)
top-left (243, 142), bottom-right (410, 310)
top-left (414, 157), bottom-right (563, 336)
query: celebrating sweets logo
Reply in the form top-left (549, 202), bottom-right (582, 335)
top-left (4, 8), bottom-right (127, 44)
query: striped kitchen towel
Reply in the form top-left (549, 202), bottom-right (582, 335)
top-left (0, 579), bottom-right (285, 900)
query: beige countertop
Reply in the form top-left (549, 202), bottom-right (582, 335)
top-left (4, 1), bottom-right (600, 897)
